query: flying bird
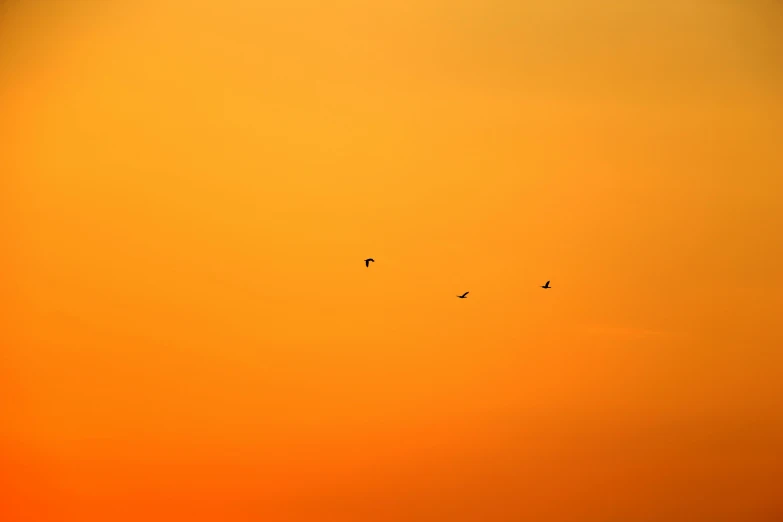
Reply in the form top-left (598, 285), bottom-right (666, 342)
top-left (364, 258), bottom-right (374, 267)
top-left (541, 280), bottom-right (551, 289)
top-left (457, 291), bottom-right (469, 299)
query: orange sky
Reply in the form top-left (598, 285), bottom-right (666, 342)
top-left (2, 1), bottom-right (782, 521)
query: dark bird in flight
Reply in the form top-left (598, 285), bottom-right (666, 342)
top-left (541, 280), bottom-right (551, 289)
top-left (457, 291), bottom-right (469, 299)
top-left (364, 258), bottom-right (374, 267)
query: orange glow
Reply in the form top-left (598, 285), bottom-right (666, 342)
top-left (2, 1), bottom-right (782, 520)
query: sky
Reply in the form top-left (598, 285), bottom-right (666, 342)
top-left (1, 1), bottom-right (782, 521)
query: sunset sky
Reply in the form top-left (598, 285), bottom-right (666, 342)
top-left (2, 1), bottom-right (782, 520)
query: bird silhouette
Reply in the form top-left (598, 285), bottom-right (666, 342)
top-left (541, 280), bottom-right (551, 289)
top-left (457, 291), bottom-right (469, 299)
top-left (364, 258), bottom-right (374, 267)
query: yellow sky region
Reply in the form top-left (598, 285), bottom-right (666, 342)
top-left (2, 1), bottom-right (783, 521)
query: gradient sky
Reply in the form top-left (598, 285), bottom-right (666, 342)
top-left (2, 1), bottom-right (783, 521)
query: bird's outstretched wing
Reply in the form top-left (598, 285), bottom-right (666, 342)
top-left (545, 281), bottom-right (550, 286)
